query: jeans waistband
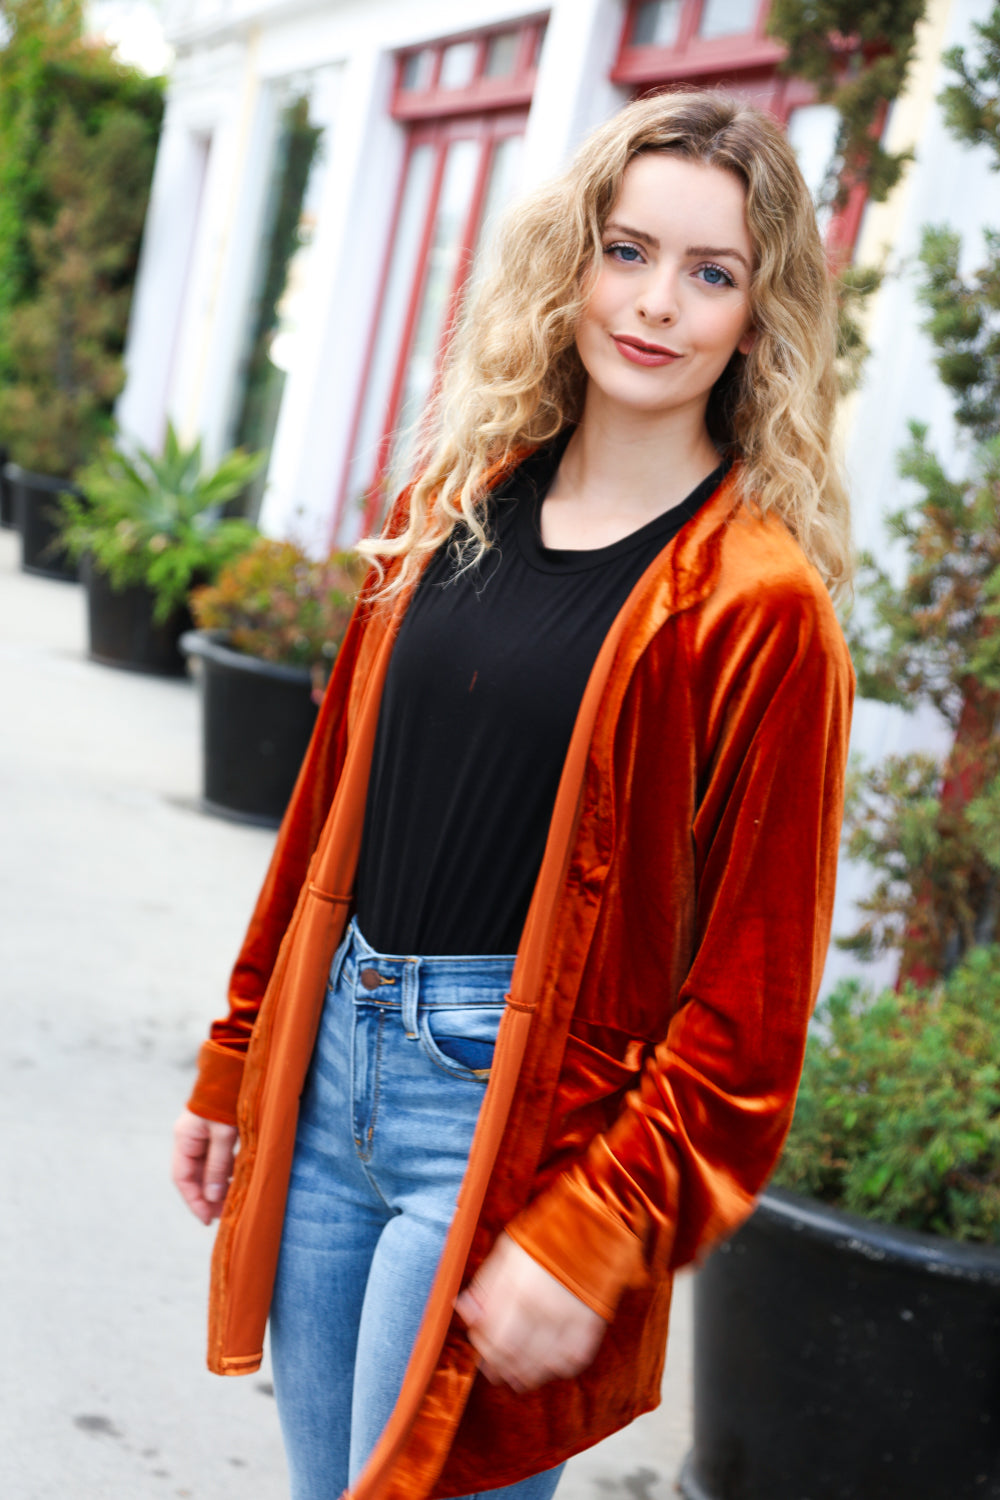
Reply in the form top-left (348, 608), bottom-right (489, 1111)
top-left (331, 917), bottom-right (516, 1009)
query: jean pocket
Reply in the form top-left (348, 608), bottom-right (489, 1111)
top-left (419, 1002), bottom-right (507, 1079)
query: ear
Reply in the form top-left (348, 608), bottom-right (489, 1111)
top-left (737, 326), bottom-right (757, 357)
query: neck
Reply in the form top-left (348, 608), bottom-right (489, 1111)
top-left (553, 390), bottom-right (722, 524)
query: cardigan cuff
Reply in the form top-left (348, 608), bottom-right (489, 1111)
top-left (505, 1171), bottom-right (649, 1322)
top-left (185, 1040), bottom-right (246, 1126)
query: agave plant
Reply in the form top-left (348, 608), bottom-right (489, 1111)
top-left (61, 423), bottom-right (265, 621)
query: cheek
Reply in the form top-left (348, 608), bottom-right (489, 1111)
top-left (704, 301), bottom-right (754, 359)
top-left (575, 289), bottom-right (612, 361)
top-left (580, 265), bottom-right (622, 328)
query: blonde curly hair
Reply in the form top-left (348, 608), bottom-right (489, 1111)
top-left (358, 88), bottom-right (852, 600)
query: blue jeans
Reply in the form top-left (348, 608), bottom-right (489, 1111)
top-left (270, 919), bottom-right (565, 1500)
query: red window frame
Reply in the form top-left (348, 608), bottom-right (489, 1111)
top-left (334, 107), bottom-right (529, 542)
top-left (392, 16), bottom-right (547, 121)
top-left (613, 0), bottom-right (871, 262)
top-left (614, 0), bottom-right (786, 88)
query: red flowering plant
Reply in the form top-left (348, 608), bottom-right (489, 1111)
top-left (189, 537), bottom-right (366, 699)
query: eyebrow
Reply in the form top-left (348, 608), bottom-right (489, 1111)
top-left (605, 222), bottom-right (752, 273)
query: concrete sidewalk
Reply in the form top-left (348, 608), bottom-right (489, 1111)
top-left (0, 526), bottom-right (692, 1500)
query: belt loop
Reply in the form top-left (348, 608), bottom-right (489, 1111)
top-left (401, 955), bottom-right (420, 1039)
top-left (328, 915), bottom-right (355, 995)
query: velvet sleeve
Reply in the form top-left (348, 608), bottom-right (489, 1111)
top-left (505, 584), bottom-right (855, 1319)
top-left (185, 597), bottom-right (372, 1125)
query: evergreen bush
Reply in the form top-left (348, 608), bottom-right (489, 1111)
top-left (775, 950), bottom-right (1000, 1242)
top-left (0, 0), bottom-right (163, 472)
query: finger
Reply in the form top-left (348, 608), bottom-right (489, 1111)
top-left (454, 1287), bottom-right (484, 1328)
top-left (171, 1127), bottom-right (213, 1224)
top-left (464, 1317), bottom-right (534, 1392)
top-left (466, 1335), bottom-right (524, 1392)
top-left (174, 1175), bottom-right (213, 1224)
top-left (202, 1127), bottom-right (237, 1216)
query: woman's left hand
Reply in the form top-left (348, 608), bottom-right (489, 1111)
top-left (455, 1232), bottom-right (607, 1393)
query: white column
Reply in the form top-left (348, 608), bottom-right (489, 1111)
top-left (115, 116), bottom-right (210, 452)
top-left (521, 0), bottom-right (629, 189)
top-left (165, 107), bottom-right (244, 450)
top-left (257, 42), bottom-right (405, 553)
top-left (192, 67), bottom-right (282, 464)
top-left (166, 34), bottom-right (267, 463)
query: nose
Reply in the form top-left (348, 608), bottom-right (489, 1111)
top-left (636, 264), bottom-right (680, 325)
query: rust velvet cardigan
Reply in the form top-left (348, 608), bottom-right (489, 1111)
top-left (186, 460), bottom-right (854, 1500)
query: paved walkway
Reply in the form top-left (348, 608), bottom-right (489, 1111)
top-left (0, 526), bottom-right (693, 1500)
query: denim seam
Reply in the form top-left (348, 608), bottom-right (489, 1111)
top-left (354, 1152), bottom-right (394, 1214)
top-left (354, 1008), bottom-right (385, 1164)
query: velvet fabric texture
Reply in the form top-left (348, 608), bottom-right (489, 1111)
top-left (187, 460), bottom-right (854, 1500)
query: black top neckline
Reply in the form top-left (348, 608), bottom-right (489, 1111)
top-left (498, 435), bottom-right (732, 575)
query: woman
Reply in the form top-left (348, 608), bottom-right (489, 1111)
top-left (172, 90), bottom-right (854, 1500)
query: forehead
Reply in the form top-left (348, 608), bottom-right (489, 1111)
top-left (611, 152), bottom-right (751, 251)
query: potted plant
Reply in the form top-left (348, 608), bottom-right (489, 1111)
top-left (181, 539), bottom-right (365, 826)
top-left (0, 8), bottom-right (162, 578)
top-left (683, 953), bottom-right (1000, 1500)
top-left (682, 17), bottom-right (1000, 1499)
top-left (0, 444), bottom-right (12, 529)
top-left (59, 424), bottom-right (263, 675)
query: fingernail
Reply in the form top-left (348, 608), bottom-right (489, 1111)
top-left (205, 1183), bottom-right (223, 1201)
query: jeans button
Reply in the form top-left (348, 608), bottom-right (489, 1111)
top-left (359, 967), bottom-right (383, 990)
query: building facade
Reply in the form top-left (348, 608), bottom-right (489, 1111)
top-left (117, 0), bottom-right (999, 978)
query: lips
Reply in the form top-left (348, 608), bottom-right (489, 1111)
top-left (612, 335), bottom-right (681, 367)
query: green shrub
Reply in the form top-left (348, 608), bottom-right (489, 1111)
top-left (775, 947), bottom-right (1000, 1242)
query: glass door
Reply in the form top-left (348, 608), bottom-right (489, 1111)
top-left (337, 111), bottom-right (526, 544)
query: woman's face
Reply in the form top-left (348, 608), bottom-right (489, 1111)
top-left (575, 152), bottom-right (755, 428)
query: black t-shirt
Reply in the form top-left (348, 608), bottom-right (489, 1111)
top-left (353, 441), bottom-right (730, 956)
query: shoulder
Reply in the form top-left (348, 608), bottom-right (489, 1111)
top-left (654, 501), bottom-right (856, 719)
top-left (709, 505), bottom-right (848, 653)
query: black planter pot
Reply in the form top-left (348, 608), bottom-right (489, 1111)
top-left (681, 1187), bottom-right (1000, 1500)
top-left (181, 630), bottom-right (318, 828)
top-left (6, 463), bottom-right (80, 581)
top-left (83, 556), bottom-right (193, 676)
top-left (0, 447), bottom-right (12, 529)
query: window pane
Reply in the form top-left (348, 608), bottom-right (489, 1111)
top-left (786, 103), bottom-right (840, 232)
top-left (342, 144), bottom-right (436, 526)
top-left (472, 134), bottom-right (524, 260)
top-left (786, 103), bottom-right (840, 202)
top-left (439, 40), bottom-right (478, 89)
top-left (484, 30), bottom-right (520, 78)
top-left (632, 0), bottom-right (682, 46)
top-left (389, 136), bottom-right (482, 485)
top-left (401, 49), bottom-right (434, 91)
top-left (699, 0), bottom-right (758, 39)
top-left (230, 86), bottom-right (327, 520)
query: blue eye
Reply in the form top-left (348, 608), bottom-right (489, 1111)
top-left (606, 241), bottom-right (643, 263)
top-left (698, 263), bottom-right (735, 287)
